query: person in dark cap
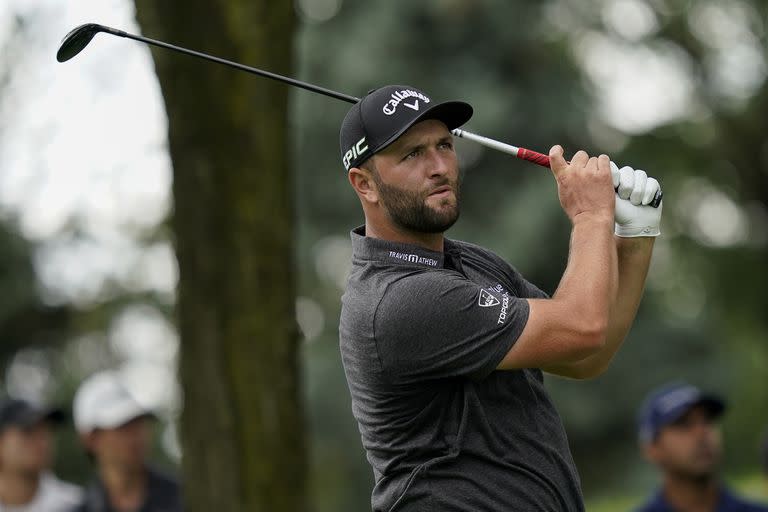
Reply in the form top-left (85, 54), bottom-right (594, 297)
top-left (0, 398), bottom-right (83, 511)
top-left (635, 381), bottom-right (768, 512)
top-left (763, 429), bottom-right (768, 489)
top-left (338, 84), bottom-right (663, 511)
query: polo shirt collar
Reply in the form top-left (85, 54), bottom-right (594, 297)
top-left (351, 225), bottom-right (455, 269)
top-left (647, 485), bottom-right (748, 512)
top-left (718, 487), bottom-right (753, 510)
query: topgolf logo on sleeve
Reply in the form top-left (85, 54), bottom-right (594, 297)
top-left (478, 289), bottom-right (500, 307)
top-left (478, 284), bottom-right (511, 324)
top-left (382, 89), bottom-right (431, 115)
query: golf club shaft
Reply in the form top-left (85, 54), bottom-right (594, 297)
top-left (112, 28), bottom-right (358, 104)
top-left (451, 129), bottom-right (550, 166)
top-left (95, 27), bottom-right (549, 164)
top-left (62, 24), bottom-right (661, 207)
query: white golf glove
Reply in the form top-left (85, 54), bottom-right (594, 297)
top-left (610, 162), bottom-right (662, 237)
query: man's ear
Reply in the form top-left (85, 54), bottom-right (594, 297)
top-left (642, 440), bottom-right (660, 464)
top-left (81, 431), bottom-right (97, 452)
top-left (348, 166), bottom-right (379, 204)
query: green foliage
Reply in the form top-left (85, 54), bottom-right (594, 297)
top-left (0, 221), bottom-right (36, 333)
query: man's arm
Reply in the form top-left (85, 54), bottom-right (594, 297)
top-left (540, 163), bottom-right (662, 378)
top-left (496, 146), bottom-right (618, 372)
top-left (496, 216), bottom-right (620, 372)
top-left (497, 150), bottom-right (661, 377)
top-left (540, 236), bottom-right (654, 378)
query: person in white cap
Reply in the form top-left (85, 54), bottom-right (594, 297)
top-left (72, 371), bottom-right (183, 512)
top-left (0, 398), bottom-right (82, 511)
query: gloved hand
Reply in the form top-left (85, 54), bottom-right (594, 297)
top-left (611, 162), bottom-right (662, 237)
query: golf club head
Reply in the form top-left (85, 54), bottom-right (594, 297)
top-left (56, 23), bottom-right (106, 62)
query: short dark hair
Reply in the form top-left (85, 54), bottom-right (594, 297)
top-left (358, 157), bottom-right (377, 174)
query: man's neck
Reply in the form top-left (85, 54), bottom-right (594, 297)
top-left (99, 463), bottom-right (147, 511)
top-left (662, 474), bottom-right (720, 512)
top-left (0, 470), bottom-right (41, 505)
top-left (364, 222), bottom-right (444, 252)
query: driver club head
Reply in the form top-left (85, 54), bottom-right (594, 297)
top-left (56, 23), bottom-right (105, 62)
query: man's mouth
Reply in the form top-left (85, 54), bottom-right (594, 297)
top-left (428, 185), bottom-right (453, 197)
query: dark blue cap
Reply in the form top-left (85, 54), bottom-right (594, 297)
top-left (0, 398), bottom-right (64, 431)
top-left (339, 85), bottom-right (473, 171)
top-left (637, 382), bottom-right (725, 444)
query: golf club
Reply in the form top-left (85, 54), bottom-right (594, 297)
top-left (57, 23), bottom-right (662, 207)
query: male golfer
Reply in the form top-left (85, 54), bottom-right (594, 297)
top-left (338, 85), bottom-right (661, 511)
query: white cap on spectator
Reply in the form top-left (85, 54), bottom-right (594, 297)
top-left (73, 370), bottom-right (152, 433)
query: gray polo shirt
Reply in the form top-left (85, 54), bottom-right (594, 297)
top-left (339, 226), bottom-right (583, 511)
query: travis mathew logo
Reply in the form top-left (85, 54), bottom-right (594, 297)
top-left (382, 89), bottom-right (431, 115)
top-left (388, 251), bottom-right (438, 267)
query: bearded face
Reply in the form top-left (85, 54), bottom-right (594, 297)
top-left (372, 169), bottom-right (462, 234)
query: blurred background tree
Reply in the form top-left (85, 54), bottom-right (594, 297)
top-left (132, 1), bottom-right (306, 510)
top-left (0, 0), bottom-right (766, 510)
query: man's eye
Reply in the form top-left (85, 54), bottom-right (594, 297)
top-left (404, 149), bottom-right (421, 160)
top-left (439, 142), bottom-right (454, 150)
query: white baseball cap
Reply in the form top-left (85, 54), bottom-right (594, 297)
top-left (73, 370), bottom-right (153, 433)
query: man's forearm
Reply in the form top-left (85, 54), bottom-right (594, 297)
top-left (543, 236), bottom-right (654, 378)
top-left (553, 214), bottom-right (617, 335)
top-left (501, 214), bottom-right (618, 371)
top-left (606, 236), bottom-right (655, 346)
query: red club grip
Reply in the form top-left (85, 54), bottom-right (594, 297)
top-left (516, 147), bottom-right (551, 167)
top-left (515, 147), bottom-right (662, 208)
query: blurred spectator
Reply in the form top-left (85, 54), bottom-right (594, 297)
top-left (72, 371), bottom-right (183, 512)
top-left (763, 428), bottom-right (768, 486)
top-left (0, 398), bottom-right (83, 511)
top-left (635, 381), bottom-right (768, 512)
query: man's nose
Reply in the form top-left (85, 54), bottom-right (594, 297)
top-left (688, 418), bottom-right (716, 437)
top-left (427, 150), bottom-right (451, 178)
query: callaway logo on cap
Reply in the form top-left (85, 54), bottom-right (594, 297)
top-left (339, 85), bottom-right (473, 171)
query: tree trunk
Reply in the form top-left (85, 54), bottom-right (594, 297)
top-left (133, 2), bottom-right (306, 510)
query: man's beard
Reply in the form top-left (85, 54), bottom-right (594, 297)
top-left (666, 441), bottom-right (721, 483)
top-left (373, 173), bottom-right (461, 234)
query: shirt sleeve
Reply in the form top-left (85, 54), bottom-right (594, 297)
top-left (518, 277), bottom-right (548, 300)
top-left (479, 246), bottom-right (549, 300)
top-left (373, 271), bottom-right (530, 384)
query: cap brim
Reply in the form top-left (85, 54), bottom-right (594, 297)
top-left (694, 395), bottom-right (726, 418)
top-left (15, 407), bottom-right (65, 428)
top-left (44, 408), bottom-right (66, 424)
top-left (88, 400), bottom-right (155, 431)
top-left (375, 100), bottom-right (473, 156)
top-left (665, 395), bottom-right (726, 425)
